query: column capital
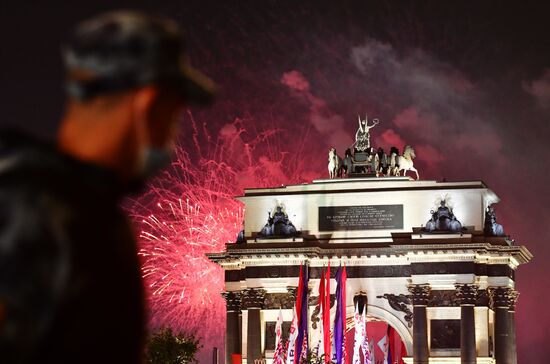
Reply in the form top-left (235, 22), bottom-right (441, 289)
top-left (222, 291), bottom-right (243, 312)
top-left (407, 283), bottom-right (431, 306)
top-left (242, 288), bottom-right (267, 309)
top-left (455, 284), bottom-right (478, 305)
top-left (508, 290), bottom-right (519, 312)
top-left (488, 286), bottom-right (517, 310)
top-left (286, 286), bottom-right (297, 301)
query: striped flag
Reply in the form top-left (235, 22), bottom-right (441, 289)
top-left (286, 306), bottom-right (298, 364)
top-left (273, 309), bottom-right (285, 364)
top-left (361, 306), bottom-right (371, 364)
top-left (368, 338), bottom-right (375, 364)
top-left (377, 334), bottom-right (388, 364)
top-left (317, 266), bottom-right (326, 360)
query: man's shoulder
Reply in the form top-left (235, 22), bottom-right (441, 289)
top-left (0, 129), bottom-right (70, 187)
top-left (0, 129), bottom-right (124, 208)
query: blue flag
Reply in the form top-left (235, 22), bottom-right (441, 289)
top-left (295, 264), bottom-right (309, 361)
top-left (333, 266), bottom-right (344, 363)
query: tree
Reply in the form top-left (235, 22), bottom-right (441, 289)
top-left (145, 328), bottom-right (202, 364)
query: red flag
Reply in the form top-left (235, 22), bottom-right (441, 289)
top-left (399, 341), bottom-right (407, 364)
top-left (318, 266), bottom-right (326, 359)
top-left (388, 325), bottom-right (396, 364)
top-left (342, 265), bottom-right (348, 364)
top-left (296, 265), bottom-right (304, 326)
top-left (323, 262), bottom-right (331, 363)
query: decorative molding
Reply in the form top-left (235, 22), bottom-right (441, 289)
top-left (408, 283), bottom-right (431, 306)
top-left (223, 262), bottom-right (515, 281)
top-left (377, 293), bottom-right (413, 328)
top-left (309, 294), bottom-right (336, 309)
top-left (311, 304), bottom-right (321, 330)
top-left (242, 288), bottom-right (267, 309)
top-left (508, 290), bottom-right (519, 311)
top-left (221, 291), bottom-right (243, 312)
top-left (428, 291), bottom-right (460, 307)
top-left (488, 287), bottom-right (512, 309)
top-left (455, 284), bottom-right (478, 305)
top-left (264, 292), bottom-right (295, 310)
top-left (427, 289), bottom-right (489, 307)
top-left (286, 286), bottom-right (297, 302)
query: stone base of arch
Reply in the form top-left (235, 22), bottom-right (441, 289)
top-left (402, 358), bottom-right (495, 364)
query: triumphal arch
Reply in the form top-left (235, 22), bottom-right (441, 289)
top-left (208, 119), bottom-right (532, 364)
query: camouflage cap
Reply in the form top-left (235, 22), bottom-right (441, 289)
top-left (63, 11), bottom-right (215, 104)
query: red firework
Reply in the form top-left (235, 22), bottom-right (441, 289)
top-left (128, 113), bottom-right (316, 359)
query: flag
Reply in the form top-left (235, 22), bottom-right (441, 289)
top-left (377, 335), bottom-right (388, 364)
top-left (317, 266), bottom-right (326, 360)
top-left (323, 262), bottom-right (331, 363)
top-left (273, 309), bottom-right (285, 364)
top-left (352, 301), bottom-right (371, 364)
top-left (286, 306), bottom-right (298, 364)
top-left (342, 265), bottom-right (348, 364)
top-left (387, 325), bottom-right (395, 364)
top-left (360, 305), bottom-right (371, 364)
top-left (299, 331), bottom-right (308, 364)
top-left (333, 265), bottom-right (347, 364)
top-left (273, 341), bottom-right (285, 364)
top-left (368, 338), bottom-right (375, 364)
top-left (295, 264), bottom-right (309, 361)
top-left (399, 341), bottom-right (407, 364)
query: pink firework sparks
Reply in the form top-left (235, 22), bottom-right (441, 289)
top-left (127, 113), bottom-right (317, 359)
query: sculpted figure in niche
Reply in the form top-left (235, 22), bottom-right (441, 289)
top-left (424, 195), bottom-right (463, 232)
top-left (259, 200), bottom-right (298, 237)
top-left (484, 205), bottom-right (505, 236)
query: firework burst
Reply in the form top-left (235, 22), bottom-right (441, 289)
top-left (128, 113), bottom-right (317, 359)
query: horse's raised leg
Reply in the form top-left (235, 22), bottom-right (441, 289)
top-left (410, 167), bottom-right (419, 180)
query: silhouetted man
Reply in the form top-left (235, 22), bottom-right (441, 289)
top-left (0, 11), bottom-right (215, 363)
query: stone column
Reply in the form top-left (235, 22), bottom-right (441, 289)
top-left (456, 284), bottom-right (478, 364)
top-left (222, 291), bottom-right (242, 364)
top-left (507, 290), bottom-right (519, 364)
top-left (488, 287), bottom-right (513, 364)
top-left (408, 284), bottom-right (431, 364)
top-left (243, 288), bottom-right (266, 363)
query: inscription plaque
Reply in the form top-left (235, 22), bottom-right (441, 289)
top-left (318, 205), bottom-right (403, 231)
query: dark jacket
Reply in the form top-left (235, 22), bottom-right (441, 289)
top-left (0, 131), bottom-right (145, 363)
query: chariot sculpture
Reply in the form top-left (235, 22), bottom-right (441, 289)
top-left (327, 114), bottom-right (419, 180)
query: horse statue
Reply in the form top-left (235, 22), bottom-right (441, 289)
top-left (342, 148), bottom-right (353, 177)
top-left (387, 147), bottom-right (399, 176)
top-left (396, 145), bottom-right (419, 180)
top-left (328, 147), bottom-right (343, 179)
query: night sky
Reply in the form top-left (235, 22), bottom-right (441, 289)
top-left (2, 1), bottom-right (549, 362)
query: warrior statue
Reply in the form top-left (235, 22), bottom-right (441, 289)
top-left (259, 200), bottom-right (298, 237)
top-left (424, 196), bottom-right (463, 232)
top-left (353, 114), bottom-right (379, 152)
top-left (484, 205), bottom-right (505, 236)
